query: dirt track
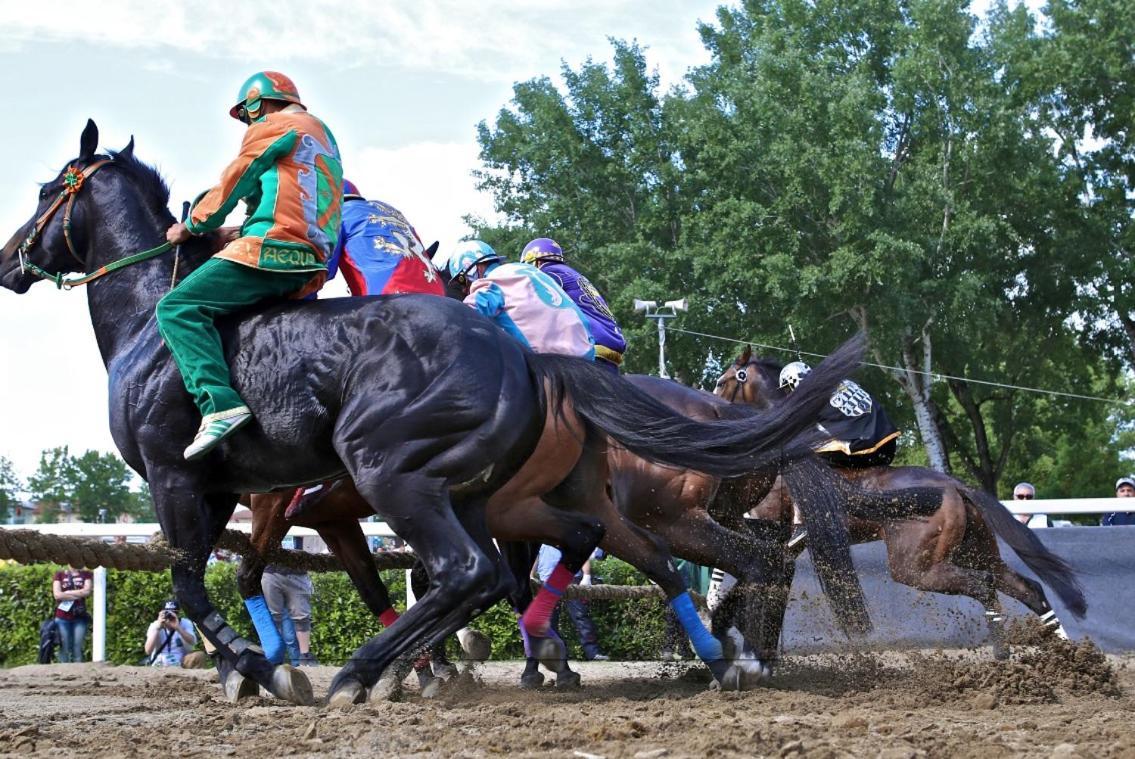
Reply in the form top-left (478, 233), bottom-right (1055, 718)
top-left (0, 641), bottom-right (1131, 758)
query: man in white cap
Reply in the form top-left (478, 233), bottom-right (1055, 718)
top-left (1101, 476), bottom-right (1135, 526)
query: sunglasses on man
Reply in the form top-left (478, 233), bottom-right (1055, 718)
top-left (1013, 493), bottom-right (1034, 500)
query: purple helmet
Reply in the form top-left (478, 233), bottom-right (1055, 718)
top-left (343, 179), bottom-right (362, 199)
top-left (521, 237), bottom-right (564, 265)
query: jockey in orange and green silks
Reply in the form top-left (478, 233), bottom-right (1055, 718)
top-left (156, 70), bottom-right (344, 461)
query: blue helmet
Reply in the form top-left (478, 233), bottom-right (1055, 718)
top-left (447, 240), bottom-right (502, 283)
top-left (521, 237), bottom-right (564, 265)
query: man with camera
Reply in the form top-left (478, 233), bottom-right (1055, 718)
top-left (144, 600), bottom-right (204, 668)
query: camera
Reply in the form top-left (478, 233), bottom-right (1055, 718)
top-left (161, 610), bottom-right (176, 622)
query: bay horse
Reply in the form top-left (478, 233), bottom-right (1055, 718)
top-left (712, 346), bottom-right (1086, 660)
top-left (0, 121), bottom-right (862, 704)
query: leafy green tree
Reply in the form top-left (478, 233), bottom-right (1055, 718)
top-left (0, 456), bottom-right (21, 522)
top-left (1008, 0), bottom-right (1135, 365)
top-left (27, 446), bottom-right (146, 522)
top-left (474, 0), bottom-right (1120, 493)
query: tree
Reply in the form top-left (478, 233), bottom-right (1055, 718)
top-left (474, 0), bottom-right (1120, 494)
top-left (1011, 0), bottom-right (1135, 365)
top-left (0, 456), bottom-right (21, 523)
top-left (27, 446), bottom-right (145, 522)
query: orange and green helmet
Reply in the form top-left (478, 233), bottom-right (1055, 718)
top-left (229, 71), bottom-right (304, 123)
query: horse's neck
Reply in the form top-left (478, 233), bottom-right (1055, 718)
top-left (84, 208), bottom-right (192, 367)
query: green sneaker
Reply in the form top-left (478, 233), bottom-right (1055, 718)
top-left (184, 406), bottom-right (253, 461)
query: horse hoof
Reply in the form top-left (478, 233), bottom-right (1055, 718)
top-left (519, 671), bottom-right (545, 690)
top-left (457, 628), bottom-right (492, 661)
top-left (223, 672), bottom-right (259, 703)
top-left (531, 636), bottom-right (566, 671)
top-left (270, 665), bottom-right (314, 705)
top-left (420, 677), bottom-right (442, 699)
top-left (716, 665), bottom-right (744, 692)
top-left (555, 670), bottom-right (581, 690)
top-left (432, 661), bottom-right (458, 681)
top-left (734, 659), bottom-right (771, 689)
top-left (327, 679), bottom-right (368, 708)
top-left (370, 671), bottom-right (404, 703)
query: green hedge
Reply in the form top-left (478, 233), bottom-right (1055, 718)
top-left (0, 558), bottom-right (670, 667)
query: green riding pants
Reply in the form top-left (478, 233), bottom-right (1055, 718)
top-left (155, 257), bottom-right (313, 418)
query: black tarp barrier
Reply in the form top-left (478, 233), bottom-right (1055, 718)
top-left (781, 526), bottom-right (1135, 653)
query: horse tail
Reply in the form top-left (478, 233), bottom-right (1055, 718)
top-left (963, 486), bottom-right (1087, 619)
top-left (779, 456), bottom-right (872, 637)
top-left (526, 334), bottom-right (865, 479)
top-left (526, 335), bottom-right (869, 635)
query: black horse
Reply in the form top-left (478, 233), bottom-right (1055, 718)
top-left (1, 121), bottom-right (862, 704)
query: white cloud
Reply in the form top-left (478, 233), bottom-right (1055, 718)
top-left (347, 140), bottom-right (499, 264)
top-left (0, 0), bottom-right (716, 85)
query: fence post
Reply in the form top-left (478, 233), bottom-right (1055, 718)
top-left (92, 566), bottom-right (107, 662)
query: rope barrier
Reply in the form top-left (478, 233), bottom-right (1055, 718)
top-left (0, 528), bottom-right (417, 573)
top-left (0, 529), bottom-right (705, 607)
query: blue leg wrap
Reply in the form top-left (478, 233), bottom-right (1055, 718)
top-left (671, 591), bottom-right (723, 663)
top-left (244, 595), bottom-right (284, 665)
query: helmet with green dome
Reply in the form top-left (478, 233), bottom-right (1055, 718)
top-left (230, 71), bottom-right (305, 123)
top-left (447, 240), bottom-right (502, 285)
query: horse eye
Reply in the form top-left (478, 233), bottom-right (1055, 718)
top-left (39, 186), bottom-right (50, 201)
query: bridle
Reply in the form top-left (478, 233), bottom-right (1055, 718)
top-left (16, 160), bottom-right (173, 290)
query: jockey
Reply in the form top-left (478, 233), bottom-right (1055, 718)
top-left (520, 237), bottom-right (627, 374)
top-left (159, 71), bottom-right (343, 460)
top-left (779, 361), bottom-right (900, 467)
top-left (447, 240), bottom-right (595, 360)
top-left (327, 181), bottom-right (445, 296)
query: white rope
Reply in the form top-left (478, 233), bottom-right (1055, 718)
top-left (669, 326), bottom-right (1133, 407)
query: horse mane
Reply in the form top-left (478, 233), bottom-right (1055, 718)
top-left (104, 149), bottom-right (173, 221)
top-left (743, 354), bottom-right (787, 398)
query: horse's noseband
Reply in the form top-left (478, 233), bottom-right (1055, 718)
top-left (17, 159), bottom-right (173, 290)
top-left (17, 161), bottom-right (111, 288)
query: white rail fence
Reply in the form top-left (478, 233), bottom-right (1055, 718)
top-left (3, 498), bottom-right (1133, 663)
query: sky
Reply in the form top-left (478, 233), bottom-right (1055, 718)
top-left (0, 1), bottom-right (722, 481)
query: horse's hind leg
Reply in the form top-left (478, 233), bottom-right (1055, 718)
top-left (994, 565), bottom-right (1070, 640)
top-left (327, 480), bottom-right (513, 706)
top-left (885, 528), bottom-right (1007, 659)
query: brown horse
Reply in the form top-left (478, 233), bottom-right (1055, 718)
top-left (711, 346), bottom-right (1087, 660)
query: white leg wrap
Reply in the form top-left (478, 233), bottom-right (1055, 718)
top-left (706, 569), bottom-right (737, 612)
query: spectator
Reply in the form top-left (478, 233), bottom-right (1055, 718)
top-left (262, 556), bottom-right (318, 666)
top-left (1101, 476), bottom-right (1135, 526)
top-left (1011, 482), bottom-right (1049, 528)
top-left (534, 545), bottom-right (609, 661)
top-left (52, 564), bottom-right (92, 663)
top-left (144, 600), bottom-right (204, 668)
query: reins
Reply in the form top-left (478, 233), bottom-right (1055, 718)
top-left (17, 160), bottom-right (174, 290)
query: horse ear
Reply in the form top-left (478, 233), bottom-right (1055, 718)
top-left (118, 135), bottom-right (135, 160)
top-left (425, 241), bottom-right (440, 258)
top-left (79, 119), bottom-right (99, 160)
top-left (739, 344), bottom-right (752, 364)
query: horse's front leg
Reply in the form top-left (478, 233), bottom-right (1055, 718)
top-left (153, 480), bottom-right (312, 705)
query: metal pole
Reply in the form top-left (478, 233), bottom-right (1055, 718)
top-left (92, 566), bottom-right (107, 662)
top-left (656, 316), bottom-right (669, 379)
